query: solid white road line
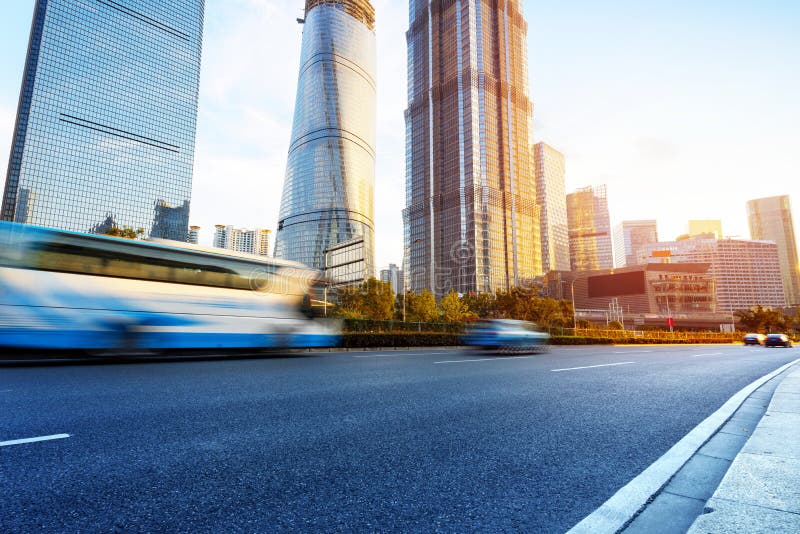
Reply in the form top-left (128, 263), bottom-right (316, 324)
top-left (692, 352), bottom-right (724, 357)
top-left (551, 362), bottom-right (635, 372)
top-left (0, 434), bottom-right (70, 447)
top-left (435, 356), bottom-right (538, 364)
top-left (567, 357), bottom-right (800, 534)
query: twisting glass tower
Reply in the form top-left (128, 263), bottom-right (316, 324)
top-left (403, 0), bottom-right (541, 297)
top-left (275, 0), bottom-right (376, 283)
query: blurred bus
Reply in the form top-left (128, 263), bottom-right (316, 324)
top-left (0, 222), bottom-right (340, 354)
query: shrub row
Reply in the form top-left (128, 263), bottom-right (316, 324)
top-left (341, 332), bottom-right (461, 348)
top-left (551, 336), bottom-right (614, 345)
top-left (342, 319), bottom-right (464, 334)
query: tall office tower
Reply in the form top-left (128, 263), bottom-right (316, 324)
top-left (638, 237), bottom-right (786, 311)
top-left (747, 195), bottom-right (800, 305)
top-left (403, 0), bottom-right (540, 296)
top-left (274, 0), bottom-right (376, 282)
top-left (213, 225), bottom-right (272, 256)
top-left (566, 185), bottom-right (613, 271)
top-left (1, 1), bottom-right (204, 241)
top-left (688, 220), bottom-right (723, 239)
top-left (534, 142), bottom-right (570, 273)
top-left (379, 263), bottom-right (404, 295)
top-left (613, 220), bottom-right (658, 267)
top-left (187, 225), bottom-right (201, 245)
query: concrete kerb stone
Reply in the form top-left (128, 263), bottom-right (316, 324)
top-left (567, 358), bottom-right (800, 534)
top-left (688, 366), bottom-right (800, 533)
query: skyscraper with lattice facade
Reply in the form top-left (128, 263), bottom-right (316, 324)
top-left (274, 0), bottom-right (376, 282)
top-left (403, 0), bottom-right (540, 297)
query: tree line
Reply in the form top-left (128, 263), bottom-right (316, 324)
top-left (332, 279), bottom-right (800, 333)
top-left (331, 279), bottom-right (573, 327)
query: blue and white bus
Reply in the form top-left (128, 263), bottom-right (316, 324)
top-left (0, 222), bottom-right (340, 353)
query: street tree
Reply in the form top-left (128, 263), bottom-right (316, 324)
top-left (405, 289), bottom-right (439, 323)
top-left (440, 290), bottom-right (471, 323)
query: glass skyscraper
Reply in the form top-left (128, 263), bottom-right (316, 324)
top-left (274, 0), bottom-right (376, 281)
top-left (534, 142), bottom-right (570, 273)
top-left (613, 220), bottom-right (658, 268)
top-left (1, 0), bottom-right (204, 241)
top-left (403, 0), bottom-right (541, 297)
top-left (566, 185), bottom-right (613, 271)
top-left (747, 195), bottom-right (800, 305)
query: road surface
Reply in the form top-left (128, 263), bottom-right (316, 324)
top-left (1, 344), bottom-right (796, 532)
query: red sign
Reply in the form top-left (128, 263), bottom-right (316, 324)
top-left (667, 317), bottom-right (675, 327)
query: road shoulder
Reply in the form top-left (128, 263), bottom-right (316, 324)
top-left (688, 367), bottom-right (800, 533)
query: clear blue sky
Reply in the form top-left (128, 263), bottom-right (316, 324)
top-left (1, 0), bottom-right (798, 269)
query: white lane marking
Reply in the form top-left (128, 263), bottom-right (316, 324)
top-left (613, 350), bottom-right (653, 354)
top-left (353, 352), bottom-right (453, 358)
top-left (435, 355), bottom-right (539, 364)
top-left (0, 434), bottom-right (71, 447)
top-left (551, 362), bottom-right (635, 372)
top-left (692, 352), bottom-right (724, 357)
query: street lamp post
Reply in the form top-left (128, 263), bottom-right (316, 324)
top-left (402, 238), bottom-right (422, 322)
top-left (570, 277), bottom-right (579, 330)
top-left (322, 247), bottom-right (329, 318)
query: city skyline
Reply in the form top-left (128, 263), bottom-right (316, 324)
top-left (0, 1), bottom-right (798, 270)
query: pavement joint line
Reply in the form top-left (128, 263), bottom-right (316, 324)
top-left (0, 434), bottom-right (70, 447)
top-left (710, 496), bottom-right (800, 516)
top-left (567, 356), bottom-right (800, 534)
top-left (434, 355), bottom-right (539, 364)
top-left (551, 362), bottom-right (635, 372)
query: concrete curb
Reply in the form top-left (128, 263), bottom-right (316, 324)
top-left (688, 367), bottom-right (800, 533)
top-left (567, 357), bottom-right (800, 534)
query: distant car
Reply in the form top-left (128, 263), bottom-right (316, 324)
top-left (462, 319), bottom-right (550, 354)
top-left (743, 333), bottom-right (766, 346)
top-left (764, 334), bottom-right (793, 348)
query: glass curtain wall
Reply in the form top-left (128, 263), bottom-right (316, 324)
top-left (274, 0), bottom-right (376, 281)
top-left (1, 0), bottom-right (204, 241)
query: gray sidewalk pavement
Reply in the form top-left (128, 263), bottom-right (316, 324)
top-left (689, 366), bottom-right (800, 533)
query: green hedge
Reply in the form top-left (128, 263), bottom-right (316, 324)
top-left (551, 336), bottom-right (614, 345)
top-left (342, 319), bottom-right (464, 334)
top-left (342, 332), bottom-right (461, 348)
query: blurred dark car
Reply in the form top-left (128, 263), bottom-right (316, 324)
top-left (764, 334), bottom-right (793, 348)
top-left (743, 333), bottom-right (766, 345)
top-left (463, 319), bottom-right (550, 354)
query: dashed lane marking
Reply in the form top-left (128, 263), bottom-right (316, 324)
top-left (0, 434), bottom-right (71, 447)
top-left (551, 362), bottom-right (635, 372)
top-left (435, 355), bottom-right (539, 364)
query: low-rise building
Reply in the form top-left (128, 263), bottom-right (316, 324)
top-left (213, 225), bottom-right (271, 256)
top-left (636, 237), bottom-right (785, 311)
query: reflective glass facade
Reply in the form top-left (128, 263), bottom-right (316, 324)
top-left (534, 142), bottom-right (570, 273)
top-left (404, 0), bottom-right (541, 297)
top-left (274, 1), bottom-right (376, 281)
top-left (1, 0), bottom-right (204, 241)
top-left (566, 185), bottom-right (613, 271)
top-left (613, 220), bottom-right (658, 268)
top-left (747, 195), bottom-right (800, 305)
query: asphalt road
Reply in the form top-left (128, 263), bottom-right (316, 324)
top-left (1, 344), bottom-right (797, 532)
